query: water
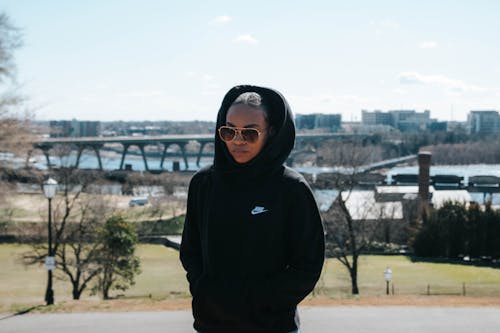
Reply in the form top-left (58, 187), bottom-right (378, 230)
top-left (10, 153), bottom-right (500, 205)
top-left (29, 152), bottom-right (209, 172)
top-left (387, 164), bottom-right (500, 185)
top-left (23, 152), bottom-right (500, 181)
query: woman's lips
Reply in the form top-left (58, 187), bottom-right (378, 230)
top-left (231, 149), bottom-right (248, 155)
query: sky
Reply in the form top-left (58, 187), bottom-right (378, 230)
top-left (3, 0), bottom-right (500, 122)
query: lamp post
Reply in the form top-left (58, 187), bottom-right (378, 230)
top-left (384, 267), bottom-right (392, 295)
top-left (43, 177), bottom-right (58, 305)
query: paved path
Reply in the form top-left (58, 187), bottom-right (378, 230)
top-left (1, 307), bottom-right (500, 333)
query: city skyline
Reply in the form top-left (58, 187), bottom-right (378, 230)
top-left (3, 0), bottom-right (500, 122)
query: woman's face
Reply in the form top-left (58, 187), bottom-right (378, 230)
top-left (224, 104), bottom-right (269, 164)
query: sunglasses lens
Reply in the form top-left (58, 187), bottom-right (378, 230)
top-left (219, 126), bottom-right (261, 143)
top-left (219, 127), bottom-right (236, 141)
top-left (241, 129), bottom-right (259, 143)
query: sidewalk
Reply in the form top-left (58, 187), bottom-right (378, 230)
top-left (2, 307), bottom-right (500, 333)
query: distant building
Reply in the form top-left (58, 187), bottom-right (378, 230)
top-left (391, 109), bottom-right (431, 132)
top-left (342, 122), bottom-right (395, 135)
top-left (50, 120), bottom-right (100, 137)
top-left (446, 121), bottom-right (467, 133)
top-left (361, 110), bottom-right (393, 126)
top-left (295, 113), bottom-right (341, 132)
top-left (427, 121), bottom-right (447, 132)
top-left (361, 109), bottom-right (432, 132)
top-left (467, 110), bottom-right (499, 135)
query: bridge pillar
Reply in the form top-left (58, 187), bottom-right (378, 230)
top-left (75, 143), bottom-right (103, 170)
top-left (138, 144), bottom-right (149, 171)
top-left (93, 144), bottom-right (103, 170)
top-left (75, 144), bottom-right (84, 168)
top-left (119, 144), bottom-right (130, 170)
top-left (179, 143), bottom-right (189, 170)
top-left (160, 143), bottom-right (170, 170)
top-left (42, 147), bottom-right (52, 170)
top-left (196, 142), bottom-right (207, 167)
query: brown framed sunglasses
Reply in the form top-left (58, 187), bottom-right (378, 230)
top-left (218, 126), bottom-right (265, 143)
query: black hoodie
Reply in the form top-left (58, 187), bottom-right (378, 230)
top-left (180, 85), bottom-right (325, 333)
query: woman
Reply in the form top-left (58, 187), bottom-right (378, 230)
top-left (180, 85), bottom-right (325, 333)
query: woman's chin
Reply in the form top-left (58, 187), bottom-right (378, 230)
top-left (231, 152), bottom-right (254, 164)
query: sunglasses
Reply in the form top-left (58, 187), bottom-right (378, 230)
top-left (218, 126), bottom-right (265, 143)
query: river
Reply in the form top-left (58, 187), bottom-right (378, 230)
top-left (4, 152), bottom-right (500, 205)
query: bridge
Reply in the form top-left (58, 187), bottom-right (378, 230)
top-left (33, 133), bottom-right (369, 171)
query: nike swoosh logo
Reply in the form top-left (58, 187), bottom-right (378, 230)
top-left (251, 206), bottom-right (269, 215)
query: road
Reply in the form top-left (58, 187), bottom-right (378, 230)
top-left (1, 307), bottom-right (499, 333)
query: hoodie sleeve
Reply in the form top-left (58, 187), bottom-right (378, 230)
top-left (253, 179), bottom-right (325, 308)
top-left (179, 174), bottom-right (203, 294)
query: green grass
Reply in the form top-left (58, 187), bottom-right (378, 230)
top-left (316, 255), bottom-right (500, 297)
top-left (1, 244), bottom-right (500, 313)
top-left (0, 244), bottom-right (189, 313)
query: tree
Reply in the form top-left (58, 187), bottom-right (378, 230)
top-left (320, 140), bottom-right (399, 294)
top-left (57, 194), bottom-right (113, 299)
top-left (438, 202), bottom-right (468, 258)
top-left (483, 203), bottom-right (500, 258)
top-left (22, 167), bottom-right (105, 300)
top-left (93, 215), bottom-right (141, 299)
top-left (412, 201), bottom-right (500, 259)
top-left (0, 12), bottom-right (32, 162)
top-left (412, 210), bottom-right (447, 257)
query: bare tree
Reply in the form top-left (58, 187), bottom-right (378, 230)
top-left (22, 167), bottom-right (107, 300)
top-left (57, 194), bottom-right (114, 299)
top-left (319, 140), bottom-right (399, 294)
top-left (1, 12), bottom-right (35, 209)
top-left (0, 12), bottom-right (33, 160)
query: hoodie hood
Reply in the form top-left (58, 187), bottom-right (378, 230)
top-left (213, 85), bottom-right (296, 179)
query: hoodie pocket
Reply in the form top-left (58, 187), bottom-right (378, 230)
top-left (246, 278), bottom-right (296, 330)
top-left (192, 277), bottom-right (250, 326)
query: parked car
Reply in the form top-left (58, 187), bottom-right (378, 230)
top-left (129, 197), bottom-right (149, 207)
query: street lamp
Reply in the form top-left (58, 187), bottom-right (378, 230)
top-left (43, 177), bottom-right (58, 305)
top-left (384, 267), bottom-right (392, 295)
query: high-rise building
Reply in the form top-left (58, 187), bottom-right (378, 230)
top-left (295, 113), bottom-right (341, 131)
top-left (49, 120), bottom-right (100, 137)
top-left (467, 110), bottom-right (499, 135)
top-left (391, 109), bottom-right (431, 132)
top-left (361, 109), bottom-right (431, 132)
top-left (361, 110), bottom-right (393, 126)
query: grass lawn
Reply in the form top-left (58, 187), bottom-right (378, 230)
top-left (317, 255), bottom-right (500, 297)
top-left (0, 244), bottom-right (189, 313)
top-left (1, 244), bottom-right (500, 313)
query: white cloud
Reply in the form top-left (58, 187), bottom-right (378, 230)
top-left (369, 20), bottom-right (400, 30)
top-left (378, 20), bottom-right (400, 30)
top-left (288, 93), bottom-right (367, 118)
top-left (96, 83), bottom-right (110, 90)
top-left (398, 71), bottom-right (486, 93)
top-left (186, 71), bottom-right (196, 78)
top-left (206, 82), bottom-right (220, 89)
top-left (399, 72), bottom-right (424, 85)
top-left (234, 34), bottom-right (259, 44)
top-left (202, 74), bottom-right (214, 81)
top-left (210, 15), bottom-right (232, 25)
top-left (393, 88), bottom-right (407, 95)
top-left (115, 90), bottom-right (164, 98)
top-left (419, 41), bottom-right (438, 49)
top-left (369, 19), bottom-right (400, 35)
top-left (201, 90), bottom-right (220, 96)
top-left (128, 91), bottom-right (163, 98)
